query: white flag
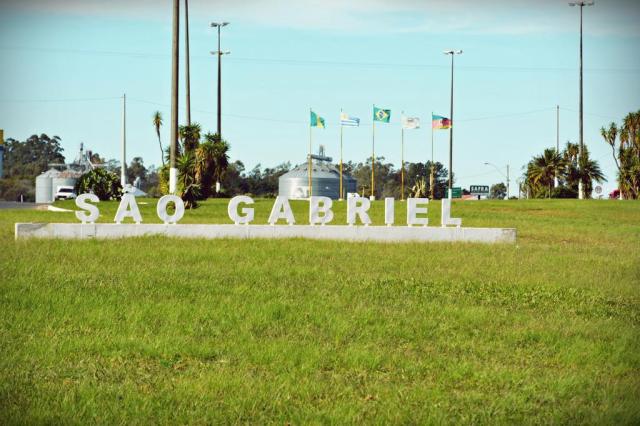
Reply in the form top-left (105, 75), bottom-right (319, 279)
top-left (402, 116), bottom-right (420, 129)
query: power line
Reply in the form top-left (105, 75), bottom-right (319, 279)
top-left (1, 45), bottom-right (638, 73)
top-left (559, 107), bottom-right (619, 121)
top-left (0, 95), bottom-right (619, 129)
top-left (457, 108), bottom-right (556, 122)
top-left (0, 96), bottom-right (121, 103)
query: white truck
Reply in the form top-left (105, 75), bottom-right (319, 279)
top-left (54, 186), bottom-right (77, 200)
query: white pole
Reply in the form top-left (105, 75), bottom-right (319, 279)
top-left (121, 93), bottom-right (127, 187)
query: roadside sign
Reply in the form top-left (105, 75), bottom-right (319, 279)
top-left (595, 185), bottom-right (602, 194)
top-left (470, 185), bottom-right (489, 195)
top-left (451, 187), bottom-right (462, 198)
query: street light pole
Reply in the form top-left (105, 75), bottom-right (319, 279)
top-left (444, 49), bottom-right (462, 199)
top-left (210, 22), bottom-right (229, 139)
top-left (569, 1), bottom-right (593, 200)
top-left (169, 0), bottom-right (179, 194)
top-left (555, 104), bottom-right (559, 188)
top-left (184, 0), bottom-right (191, 126)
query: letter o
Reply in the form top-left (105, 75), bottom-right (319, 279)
top-left (157, 195), bottom-right (185, 224)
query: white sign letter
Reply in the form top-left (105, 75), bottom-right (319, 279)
top-left (268, 196), bottom-right (295, 225)
top-left (384, 197), bottom-right (394, 226)
top-left (309, 196), bottom-right (334, 225)
top-left (407, 198), bottom-right (429, 226)
top-left (156, 194), bottom-right (185, 224)
top-left (114, 194), bottom-right (142, 224)
top-left (441, 198), bottom-right (461, 227)
top-left (75, 193), bottom-right (99, 224)
top-left (347, 197), bottom-right (372, 226)
top-left (228, 195), bottom-right (254, 225)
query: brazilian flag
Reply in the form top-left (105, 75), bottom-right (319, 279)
top-left (310, 110), bottom-right (325, 128)
top-left (373, 106), bottom-right (391, 123)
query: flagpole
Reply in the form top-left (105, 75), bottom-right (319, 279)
top-left (371, 104), bottom-right (375, 199)
top-left (401, 112), bottom-right (404, 201)
top-left (309, 108), bottom-right (312, 198)
top-left (430, 111), bottom-right (435, 200)
top-left (339, 108), bottom-right (344, 200)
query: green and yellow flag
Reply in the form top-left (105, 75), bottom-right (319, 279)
top-left (373, 106), bottom-right (391, 123)
top-left (310, 110), bottom-right (325, 128)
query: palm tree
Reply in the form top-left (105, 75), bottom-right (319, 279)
top-left (601, 123), bottom-right (619, 172)
top-left (152, 111), bottom-right (165, 166)
top-left (196, 133), bottom-right (230, 197)
top-left (577, 147), bottom-right (606, 198)
top-left (527, 148), bottom-right (563, 198)
top-left (195, 141), bottom-right (216, 198)
top-left (619, 111), bottom-right (640, 199)
top-left (211, 138), bottom-right (229, 195)
top-left (179, 123), bottom-right (201, 153)
top-left (177, 151), bottom-right (200, 208)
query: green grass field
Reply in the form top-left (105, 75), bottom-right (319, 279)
top-left (1, 198), bottom-right (639, 423)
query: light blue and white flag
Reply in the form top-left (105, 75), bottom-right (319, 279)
top-left (340, 112), bottom-right (360, 127)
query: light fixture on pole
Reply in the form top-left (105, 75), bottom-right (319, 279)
top-left (484, 162), bottom-right (510, 200)
top-left (569, 1), bottom-right (593, 200)
top-left (444, 49), bottom-right (462, 199)
top-left (210, 21), bottom-right (230, 139)
top-left (184, 0), bottom-right (191, 126)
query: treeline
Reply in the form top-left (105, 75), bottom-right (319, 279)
top-left (0, 134), bottom-right (65, 201)
top-left (0, 131), bottom-right (450, 202)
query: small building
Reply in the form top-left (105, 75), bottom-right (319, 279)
top-left (278, 148), bottom-right (357, 200)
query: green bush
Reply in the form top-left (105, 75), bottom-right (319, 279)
top-left (551, 186), bottom-right (578, 199)
top-left (75, 168), bottom-right (122, 200)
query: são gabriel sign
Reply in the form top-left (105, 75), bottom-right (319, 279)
top-left (14, 194), bottom-right (516, 243)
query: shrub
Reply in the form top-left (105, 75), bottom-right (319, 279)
top-left (75, 168), bottom-right (122, 200)
top-left (551, 186), bottom-right (578, 199)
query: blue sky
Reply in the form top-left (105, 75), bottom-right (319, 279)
top-left (1, 0), bottom-right (639, 196)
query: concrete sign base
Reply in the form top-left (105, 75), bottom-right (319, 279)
top-left (15, 223), bottom-right (516, 244)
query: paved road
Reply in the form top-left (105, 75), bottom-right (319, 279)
top-left (0, 201), bottom-right (48, 210)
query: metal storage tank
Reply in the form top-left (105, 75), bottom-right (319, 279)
top-left (279, 153), bottom-right (357, 200)
top-left (35, 169), bottom-right (59, 203)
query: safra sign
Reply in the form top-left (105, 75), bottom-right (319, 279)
top-left (15, 194), bottom-right (516, 243)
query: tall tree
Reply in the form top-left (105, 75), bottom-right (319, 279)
top-left (153, 111), bottom-right (165, 166)
top-left (179, 123), bottom-right (201, 153)
top-left (526, 148), bottom-right (564, 198)
top-left (576, 147), bottom-right (606, 198)
top-left (618, 111), bottom-right (640, 199)
top-left (601, 122), bottom-right (619, 173)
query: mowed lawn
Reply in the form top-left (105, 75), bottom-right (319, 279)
top-left (1, 198), bottom-right (639, 424)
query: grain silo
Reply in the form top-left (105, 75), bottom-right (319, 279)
top-left (279, 147), bottom-right (356, 200)
top-left (34, 143), bottom-right (96, 203)
top-left (35, 169), bottom-right (60, 203)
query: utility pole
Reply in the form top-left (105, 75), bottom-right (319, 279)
top-left (444, 50), bottom-right (462, 199)
top-left (569, 1), bottom-right (594, 200)
top-left (506, 164), bottom-right (510, 199)
top-left (169, 0), bottom-right (179, 194)
top-left (555, 105), bottom-right (559, 188)
top-left (184, 0), bottom-right (191, 125)
top-left (210, 22), bottom-right (229, 139)
top-left (121, 93), bottom-right (127, 187)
